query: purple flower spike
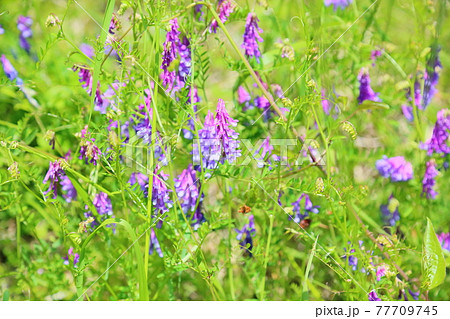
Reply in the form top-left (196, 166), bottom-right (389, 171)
top-left (43, 161), bottom-right (65, 199)
top-left (370, 50), bottom-right (382, 65)
top-left (437, 233), bottom-right (450, 252)
top-left (235, 215), bottom-right (256, 257)
top-left (63, 247), bottom-right (80, 267)
top-left (242, 13), bottom-right (263, 62)
top-left (375, 156), bottom-right (413, 182)
top-left (80, 43), bottom-right (95, 59)
top-left (73, 66), bottom-right (93, 94)
top-left (401, 105), bottom-right (414, 122)
top-left (184, 86), bottom-right (200, 139)
top-left (368, 290), bottom-right (382, 301)
top-left (380, 195), bottom-right (400, 227)
top-left (1, 55), bottom-right (23, 85)
top-left (215, 99), bottom-right (241, 163)
top-left (151, 166), bottom-right (173, 227)
top-left (237, 85), bottom-right (252, 109)
top-left (193, 111), bottom-right (221, 172)
top-left (422, 109), bottom-right (450, 156)
top-left (60, 175), bottom-right (77, 203)
top-left (324, 0), bottom-right (352, 10)
top-left (210, 0), bottom-right (236, 33)
top-left (422, 160), bottom-right (439, 199)
top-left (78, 126), bottom-right (101, 165)
top-left (149, 228), bottom-right (163, 258)
top-left (290, 193), bottom-right (319, 223)
top-left (376, 265), bottom-right (387, 281)
top-left (358, 69), bottom-right (381, 104)
top-left (129, 172), bottom-right (149, 193)
top-left (17, 16), bottom-right (33, 53)
top-left (422, 46), bottom-right (441, 109)
top-left (161, 18), bottom-right (180, 91)
top-left (174, 164), bottom-right (200, 214)
top-left (93, 192), bottom-right (113, 216)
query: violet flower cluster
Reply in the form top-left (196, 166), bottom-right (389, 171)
top-left (43, 160), bottom-right (77, 202)
top-left (380, 195), bottom-right (400, 227)
top-left (63, 247), bottom-right (80, 267)
top-left (241, 13), bottom-right (263, 62)
top-left (149, 228), bottom-right (163, 258)
top-left (324, 0), bottom-right (352, 10)
top-left (1, 55), bottom-right (23, 85)
top-left (375, 156), bottom-right (413, 182)
top-left (290, 193), bottom-right (319, 223)
top-left (193, 99), bottom-right (241, 174)
top-left (174, 164), bottom-right (205, 230)
top-left (421, 108), bottom-right (449, 156)
top-left (368, 290), bottom-right (381, 301)
top-left (422, 160), bottom-right (439, 199)
top-left (17, 16), bottom-right (33, 53)
top-left (151, 166), bottom-right (173, 228)
top-left (422, 46), bottom-right (442, 109)
top-left (78, 125), bottom-right (101, 165)
top-left (437, 233), bottom-right (450, 252)
top-left (183, 86), bottom-right (200, 139)
top-left (210, 0), bottom-right (236, 33)
top-left (160, 19), bottom-right (192, 93)
top-left (357, 69), bottom-right (381, 104)
top-left (235, 215), bottom-right (256, 257)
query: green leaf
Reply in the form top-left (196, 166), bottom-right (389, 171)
top-left (358, 100), bottom-right (390, 110)
top-left (422, 218), bottom-right (446, 290)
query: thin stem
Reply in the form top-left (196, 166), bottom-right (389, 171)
top-left (259, 214), bottom-right (274, 300)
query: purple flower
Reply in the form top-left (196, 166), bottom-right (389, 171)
top-left (422, 160), bottom-right (439, 199)
top-left (149, 228), bottom-right (163, 257)
top-left (0, 24), bottom-right (4, 34)
top-left (422, 46), bottom-right (441, 109)
top-left (60, 175), bottom-right (77, 203)
top-left (368, 290), bottom-right (381, 301)
top-left (253, 136), bottom-right (274, 168)
top-left (63, 247), bottom-right (80, 267)
top-left (241, 13), bottom-right (263, 62)
top-left (321, 89), bottom-right (332, 115)
top-left (93, 192), bottom-right (113, 216)
top-left (194, 2), bottom-right (204, 20)
top-left (437, 233), bottom-right (450, 252)
top-left (151, 166), bottom-right (173, 227)
top-left (290, 193), bottom-right (319, 223)
top-left (193, 111), bottom-right (221, 172)
top-left (129, 172), bottom-right (149, 193)
top-left (73, 66), bottom-right (93, 94)
top-left (17, 16), bottom-right (33, 53)
top-left (1, 55), bottom-right (23, 85)
top-left (109, 14), bottom-right (120, 35)
top-left (413, 78), bottom-right (423, 110)
top-left (380, 195), bottom-right (400, 227)
top-left (422, 109), bottom-right (450, 156)
top-left (401, 105), bottom-right (414, 122)
top-left (80, 43), bottom-right (94, 59)
top-left (324, 0), bottom-right (352, 10)
top-left (235, 215), bottom-right (256, 257)
top-left (95, 81), bottom-right (126, 114)
top-left (184, 86), bottom-right (200, 139)
top-left (215, 99), bottom-right (241, 162)
top-left (161, 18), bottom-right (180, 91)
top-left (375, 156), bottom-right (413, 182)
top-left (78, 126), bottom-right (101, 165)
top-left (358, 69), bottom-right (381, 104)
top-left (210, 0), bottom-right (236, 33)
top-left (370, 50), bottom-right (382, 65)
top-left (376, 265), bottom-right (387, 281)
top-left (132, 106), bottom-right (168, 166)
top-left (174, 164), bottom-right (200, 214)
top-left (178, 37), bottom-right (191, 83)
top-left (43, 160), bottom-right (65, 199)
top-left (237, 86), bottom-right (252, 108)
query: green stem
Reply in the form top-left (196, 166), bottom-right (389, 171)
top-left (259, 214), bottom-right (274, 300)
